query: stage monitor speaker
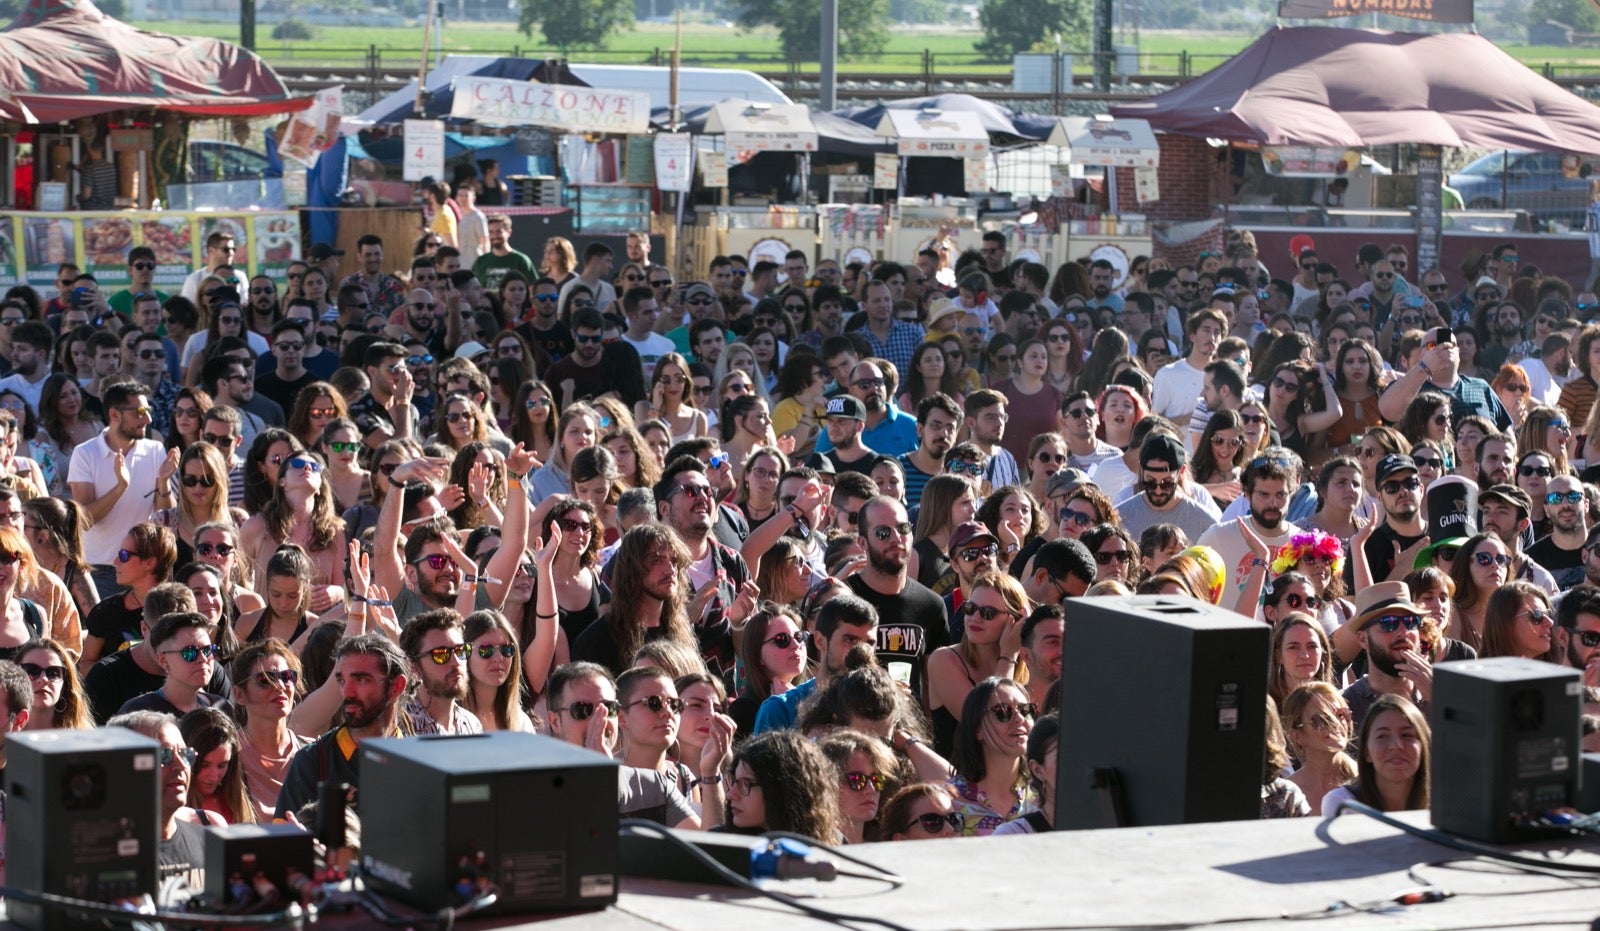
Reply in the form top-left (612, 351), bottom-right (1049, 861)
top-left (1431, 657), bottom-right (1581, 843)
top-left (358, 731), bottom-right (618, 916)
top-left (1055, 595), bottom-right (1270, 830)
top-left (5, 726), bottom-right (160, 931)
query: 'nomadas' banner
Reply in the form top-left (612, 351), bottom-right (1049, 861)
top-left (1278, 0), bottom-right (1472, 22)
top-left (450, 76), bottom-right (651, 134)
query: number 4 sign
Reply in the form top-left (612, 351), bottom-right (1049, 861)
top-left (654, 133), bottom-right (693, 193)
top-left (403, 120), bottom-right (445, 182)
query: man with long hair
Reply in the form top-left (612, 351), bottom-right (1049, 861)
top-left (574, 523), bottom-right (699, 679)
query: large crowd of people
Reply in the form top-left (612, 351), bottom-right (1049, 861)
top-left (0, 202), bottom-right (1596, 888)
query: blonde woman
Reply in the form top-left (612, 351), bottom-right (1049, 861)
top-left (153, 442), bottom-right (248, 568)
top-left (925, 571), bottom-right (1030, 758)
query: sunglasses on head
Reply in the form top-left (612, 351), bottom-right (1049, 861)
top-left (424, 644), bottom-right (470, 665)
top-left (626, 695), bottom-right (685, 715)
top-left (843, 771), bottom-right (888, 792)
top-left (477, 643), bottom-right (517, 659)
top-left (989, 702), bottom-right (1037, 723)
top-left (1368, 613), bottom-right (1422, 634)
top-left (161, 643), bottom-right (219, 663)
top-left (20, 662), bottom-right (64, 682)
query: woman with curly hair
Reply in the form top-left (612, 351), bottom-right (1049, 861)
top-left (1081, 523), bottom-right (1141, 587)
top-left (1096, 383), bottom-right (1146, 451)
top-left (446, 441), bottom-right (507, 531)
top-left (724, 729), bottom-right (841, 841)
top-left (239, 451), bottom-right (346, 614)
top-left (881, 783), bottom-right (961, 840)
top-left (285, 382), bottom-right (347, 451)
top-left (818, 729), bottom-right (900, 843)
top-left (17, 637), bottom-right (93, 730)
top-left (898, 343), bottom-right (965, 414)
top-left (1190, 409), bottom-right (1247, 509)
top-left (179, 707), bottom-right (256, 825)
top-left (946, 676), bottom-right (1037, 836)
top-left (603, 426), bottom-right (660, 492)
top-left (431, 392), bottom-right (510, 457)
top-left (927, 572), bottom-right (1032, 758)
top-left (154, 442), bottom-right (247, 567)
top-left (1057, 484), bottom-right (1117, 541)
top-left (975, 485), bottom-right (1046, 561)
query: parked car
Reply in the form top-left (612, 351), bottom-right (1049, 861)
top-left (1448, 150), bottom-right (1597, 225)
top-left (188, 140), bottom-right (276, 184)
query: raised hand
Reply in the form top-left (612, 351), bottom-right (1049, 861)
top-left (506, 443), bottom-right (539, 477)
top-left (157, 447), bottom-right (180, 484)
top-left (435, 483), bottom-right (467, 513)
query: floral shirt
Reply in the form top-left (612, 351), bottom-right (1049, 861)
top-left (339, 272), bottom-right (408, 315)
top-left (947, 773), bottom-right (1038, 837)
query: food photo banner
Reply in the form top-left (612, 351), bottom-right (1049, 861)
top-left (1277, 0), bottom-right (1473, 22)
top-left (0, 210), bottom-right (301, 289)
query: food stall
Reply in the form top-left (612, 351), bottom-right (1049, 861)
top-left (1046, 116), bottom-right (1157, 289)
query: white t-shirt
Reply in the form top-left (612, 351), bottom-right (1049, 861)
top-left (623, 332), bottom-right (677, 383)
top-left (1518, 357), bottom-right (1562, 407)
top-left (1151, 358), bottom-right (1206, 423)
top-left (559, 276), bottom-right (617, 314)
top-left (0, 371), bottom-right (49, 416)
top-left (180, 267), bottom-right (249, 304)
top-left (1196, 518), bottom-right (1302, 605)
top-left (67, 432), bottom-right (168, 565)
top-left (182, 330), bottom-right (270, 370)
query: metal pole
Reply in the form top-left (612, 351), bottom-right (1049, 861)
top-left (819, 0), bottom-right (837, 110)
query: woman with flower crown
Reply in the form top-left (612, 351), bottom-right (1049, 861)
top-left (1264, 530), bottom-right (1354, 632)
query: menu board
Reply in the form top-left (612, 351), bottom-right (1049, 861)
top-left (1, 210), bottom-right (299, 288)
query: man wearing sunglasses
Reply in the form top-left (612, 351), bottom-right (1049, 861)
top-left (1360, 454), bottom-right (1427, 583)
top-left (107, 246), bottom-right (169, 318)
top-left (1555, 584), bottom-right (1600, 688)
top-left (515, 276), bottom-right (574, 362)
top-left (398, 609), bottom-right (481, 735)
top-left (814, 361), bottom-right (918, 460)
top-left (349, 341), bottom-right (417, 451)
top-left (1342, 582), bottom-right (1431, 730)
top-left (1117, 434), bottom-right (1216, 543)
top-left (545, 308), bottom-right (610, 404)
top-left (116, 611), bottom-right (224, 718)
top-left (200, 353), bottom-right (275, 452)
top-left (1528, 476), bottom-right (1589, 590)
top-left (940, 522), bottom-right (1000, 627)
top-left (277, 634), bottom-right (410, 821)
top-left (1379, 325), bottom-right (1513, 431)
top-left (848, 496), bottom-right (949, 700)
top-left (1479, 484), bottom-right (1558, 594)
top-left (109, 709), bottom-right (207, 888)
top-left (84, 583), bottom-right (226, 724)
top-left (253, 320), bottom-right (318, 414)
top-left (1058, 390), bottom-right (1118, 473)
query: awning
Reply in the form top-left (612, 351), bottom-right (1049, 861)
top-left (1047, 117), bottom-right (1159, 168)
top-left (704, 100), bottom-right (818, 153)
top-left (875, 109), bottom-right (989, 158)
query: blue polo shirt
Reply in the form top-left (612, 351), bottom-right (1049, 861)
top-left (813, 405), bottom-right (920, 458)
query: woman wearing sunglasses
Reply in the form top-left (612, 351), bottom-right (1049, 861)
top-left (179, 707), bottom-right (256, 825)
top-left (727, 604), bottom-right (808, 741)
top-left (241, 449), bottom-right (348, 621)
top-left (1266, 532), bottom-right (1352, 632)
top-left (228, 639), bottom-right (309, 821)
top-left (17, 637), bottom-right (92, 730)
top-left (1280, 683), bottom-right (1355, 814)
top-left (1514, 450), bottom-right (1555, 539)
top-left (1190, 409), bottom-right (1247, 509)
top-left (511, 380), bottom-right (558, 467)
top-left (154, 443), bottom-right (246, 570)
top-left (637, 352), bottom-right (707, 444)
top-left (1081, 524), bottom-right (1142, 587)
top-left (233, 545), bottom-right (317, 655)
top-left (531, 498), bottom-right (604, 650)
top-left (882, 782), bottom-right (961, 840)
top-left (118, 611), bottom-right (224, 718)
top-left (1266, 612), bottom-right (1334, 708)
top-left (315, 418), bottom-right (368, 512)
top-left (991, 711), bottom-right (1059, 834)
top-left (1519, 404), bottom-right (1577, 476)
top-left (286, 383), bottom-right (348, 452)
top-left (463, 608), bottom-right (536, 733)
top-left (1479, 580), bottom-right (1561, 662)
top-left (946, 676), bottom-right (1037, 836)
top-left (819, 729), bottom-right (900, 844)
top-left (616, 666), bottom-right (698, 792)
top-left (80, 523), bottom-right (176, 670)
top-left (1446, 532), bottom-right (1511, 652)
top-left (242, 428), bottom-right (302, 517)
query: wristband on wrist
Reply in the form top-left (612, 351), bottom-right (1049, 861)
top-left (388, 474), bottom-right (406, 489)
top-left (694, 773), bottom-right (723, 788)
top-left (366, 598), bottom-right (393, 608)
top-left (351, 594), bottom-right (368, 604)
top-left (463, 574), bottom-right (501, 585)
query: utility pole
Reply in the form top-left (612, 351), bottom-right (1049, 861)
top-left (240, 0), bottom-right (255, 50)
top-left (819, 0), bottom-right (837, 109)
top-left (1094, 0), bottom-right (1113, 90)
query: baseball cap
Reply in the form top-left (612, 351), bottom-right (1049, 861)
top-left (825, 395), bottom-right (866, 422)
top-left (1374, 454), bottom-right (1417, 485)
top-left (1479, 483), bottom-right (1532, 517)
top-left (683, 282), bottom-right (716, 303)
top-left (1139, 434), bottom-right (1187, 470)
top-left (948, 521), bottom-right (999, 556)
top-left (1046, 468), bottom-right (1095, 498)
top-left (454, 340), bottom-right (489, 361)
top-left (1474, 275), bottom-right (1502, 293)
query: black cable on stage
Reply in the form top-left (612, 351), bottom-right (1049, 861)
top-left (1334, 799), bottom-right (1600, 875)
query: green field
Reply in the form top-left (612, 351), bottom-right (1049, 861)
top-left (127, 19), bottom-right (1600, 78)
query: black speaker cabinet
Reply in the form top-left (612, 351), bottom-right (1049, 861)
top-left (6, 726), bottom-right (160, 931)
top-left (1431, 657), bottom-right (1582, 843)
top-left (1056, 595), bottom-right (1270, 829)
top-left (357, 731), bottom-right (618, 916)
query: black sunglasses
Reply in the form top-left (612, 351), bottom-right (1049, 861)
top-left (557, 699), bottom-right (620, 720)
